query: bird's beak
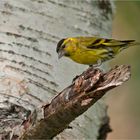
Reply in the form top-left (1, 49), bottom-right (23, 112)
top-left (58, 51), bottom-right (65, 59)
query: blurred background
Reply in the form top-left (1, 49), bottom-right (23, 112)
top-left (106, 1), bottom-right (140, 139)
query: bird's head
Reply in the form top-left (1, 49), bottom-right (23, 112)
top-left (56, 38), bottom-right (74, 59)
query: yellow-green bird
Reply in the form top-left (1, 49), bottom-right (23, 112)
top-left (56, 37), bottom-right (138, 66)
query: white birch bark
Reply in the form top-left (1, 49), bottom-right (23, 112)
top-left (0, 0), bottom-right (114, 139)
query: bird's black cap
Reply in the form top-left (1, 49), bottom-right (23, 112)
top-left (56, 38), bottom-right (65, 53)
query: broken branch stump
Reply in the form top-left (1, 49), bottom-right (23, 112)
top-left (21, 65), bottom-right (131, 139)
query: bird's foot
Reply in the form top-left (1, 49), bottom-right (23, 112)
top-left (89, 59), bottom-right (102, 68)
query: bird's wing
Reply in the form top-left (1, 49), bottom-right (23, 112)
top-left (77, 37), bottom-right (135, 59)
top-left (82, 37), bottom-right (135, 49)
top-left (79, 36), bottom-right (134, 51)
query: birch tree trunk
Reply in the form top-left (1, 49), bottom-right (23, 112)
top-left (0, 0), bottom-right (114, 139)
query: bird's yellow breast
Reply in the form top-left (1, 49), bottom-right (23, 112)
top-left (69, 48), bottom-right (101, 65)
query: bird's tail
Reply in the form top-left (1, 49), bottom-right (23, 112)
top-left (123, 40), bottom-right (140, 46)
top-left (118, 40), bottom-right (140, 53)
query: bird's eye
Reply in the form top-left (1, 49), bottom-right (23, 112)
top-left (61, 45), bottom-right (65, 49)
